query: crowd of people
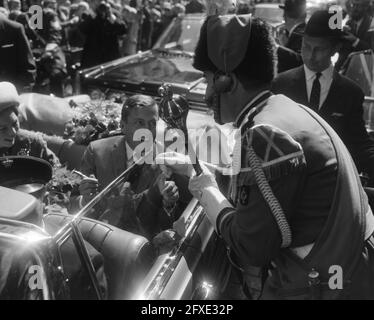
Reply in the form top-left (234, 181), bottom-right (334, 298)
top-left (0, 0), bottom-right (206, 95)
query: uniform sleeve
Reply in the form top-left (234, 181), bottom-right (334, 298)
top-left (216, 124), bottom-right (307, 267)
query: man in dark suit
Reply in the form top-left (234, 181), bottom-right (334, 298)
top-left (0, 14), bottom-right (36, 92)
top-left (79, 94), bottom-right (190, 239)
top-left (79, 1), bottom-right (127, 68)
top-left (272, 10), bottom-right (374, 181)
top-left (278, 0), bottom-right (306, 54)
top-left (336, 0), bottom-right (374, 70)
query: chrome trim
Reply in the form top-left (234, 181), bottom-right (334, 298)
top-left (136, 199), bottom-right (206, 299)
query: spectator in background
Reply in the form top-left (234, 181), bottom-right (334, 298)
top-left (67, 1), bottom-right (90, 47)
top-left (79, 1), bottom-right (127, 68)
top-left (236, 1), bottom-right (251, 14)
top-left (336, 0), bottom-right (374, 70)
top-left (8, 0), bottom-right (39, 45)
top-left (278, 0), bottom-right (306, 54)
top-left (0, 13), bottom-right (36, 92)
top-left (160, 1), bottom-right (174, 30)
top-left (121, 2), bottom-right (140, 55)
top-left (185, 0), bottom-right (204, 13)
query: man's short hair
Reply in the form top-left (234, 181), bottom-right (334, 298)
top-left (193, 17), bottom-right (276, 86)
top-left (121, 94), bottom-right (158, 121)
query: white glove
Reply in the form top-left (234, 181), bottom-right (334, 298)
top-left (156, 152), bottom-right (194, 177)
top-left (189, 162), bottom-right (233, 231)
top-left (188, 162), bottom-right (218, 201)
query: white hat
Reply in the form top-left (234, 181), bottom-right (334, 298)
top-left (0, 82), bottom-right (20, 113)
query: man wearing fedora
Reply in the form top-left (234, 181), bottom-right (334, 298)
top-left (272, 10), bottom-right (374, 184)
top-left (278, 0), bottom-right (306, 54)
top-left (0, 82), bottom-right (59, 166)
top-left (158, 12), bottom-right (374, 299)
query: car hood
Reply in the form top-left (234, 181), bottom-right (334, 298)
top-left (82, 50), bottom-right (206, 102)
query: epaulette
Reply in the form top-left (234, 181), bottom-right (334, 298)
top-left (238, 123), bottom-right (306, 185)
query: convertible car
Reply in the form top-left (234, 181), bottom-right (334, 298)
top-left (0, 155), bottom-right (233, 300)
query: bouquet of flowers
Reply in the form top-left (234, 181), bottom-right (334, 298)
top-left (45, 166), bottom-right (83, 213)
top-left (64, 93), bottom-right (126, 145)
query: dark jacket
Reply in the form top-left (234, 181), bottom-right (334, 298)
top-left (271, 65), bottom-right (374, 180)
top-left (336, 14), bottom-right (374, 70)
top-left (185, 0), bottom-right (205, 14)
top-left (276, 45), bottom-right (303, 73)
top-left (0, 15), bottom-right (36, 92)
top-left (79, 15), bottom-right (127, 68)
top-left (284, 22), bottom-right (305, 54)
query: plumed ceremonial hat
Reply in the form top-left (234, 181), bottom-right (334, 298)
top-left (206, 14), bottom-right (252, 73)
top-left (193, 14), bottom-right (275, 84)
top-left (304, 10), bottom-right (343, 39)
top-left (0, 82), bottom-right (20, 113)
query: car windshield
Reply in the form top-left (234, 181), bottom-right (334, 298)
top-left (153, 14), bottom-right (205, 53)
top-left (253, 5), bottom-right (284, 24)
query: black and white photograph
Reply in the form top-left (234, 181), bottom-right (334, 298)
top-left (0, 0), bottom-right (374, 304)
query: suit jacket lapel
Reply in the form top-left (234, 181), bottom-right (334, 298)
top-left (358, 15), bottom-right (371, 39)
top-left (111, 136), bottom-right (128, 178)
top-left (320, 71), bottom-right (341, 115)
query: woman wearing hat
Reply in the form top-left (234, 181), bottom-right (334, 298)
top-left (0, 82), bottom-right (59, 166)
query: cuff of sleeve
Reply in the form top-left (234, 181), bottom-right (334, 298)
top-left (200, 186), bottom-right (233, 232)
top-left (216, 207), bottom-right (235, 236)
top-left (353, 38), bottom-right (360, 47)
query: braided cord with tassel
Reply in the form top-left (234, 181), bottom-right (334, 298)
top-left (247, 146), bottom-right (292, 248)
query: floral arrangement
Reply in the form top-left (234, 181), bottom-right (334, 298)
top-left (64, 92), bottom-right (126, 145)
top-left (45, 166), bottom-right (83, 212)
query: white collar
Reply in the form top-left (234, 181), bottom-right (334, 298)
top-left (304, 64), bottom-right (334, 82)
top-left (125, 142), bottom-right (134, 162)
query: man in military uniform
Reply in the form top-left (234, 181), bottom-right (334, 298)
top-left (278, 0), bottom-right (306, 54)
top-left (0, 82), bottom-right (59, 166)
top-left (158, 14), bottom-right (374, 299)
